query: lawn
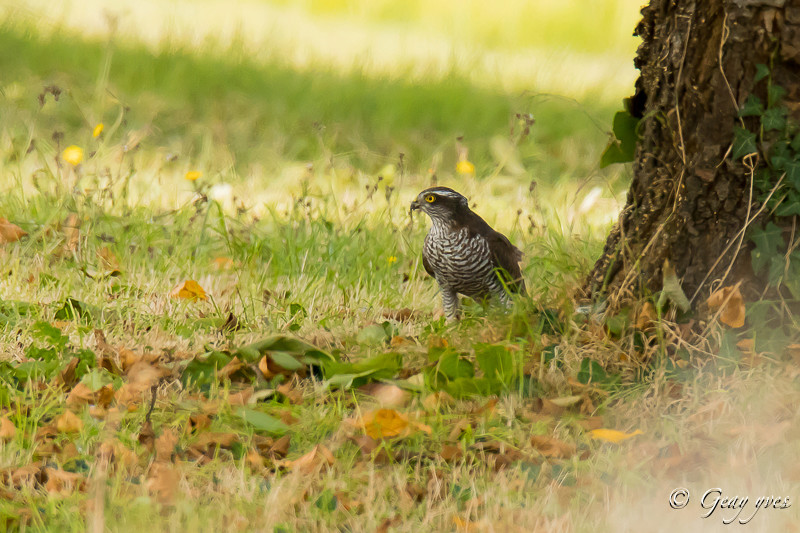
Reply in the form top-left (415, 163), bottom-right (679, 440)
top-left (1, 1), bottom-right (799, 531)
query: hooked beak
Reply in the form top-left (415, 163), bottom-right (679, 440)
top-left (410, 199), bottom-right (421, 211)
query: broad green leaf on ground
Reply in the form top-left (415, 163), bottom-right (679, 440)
top-left (322, 352), bottom-right (402, 389)
top-left (238, 408), bottom-right (290, 435)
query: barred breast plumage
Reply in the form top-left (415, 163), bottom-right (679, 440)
top-left (410, 187), bottom-right (525, 320)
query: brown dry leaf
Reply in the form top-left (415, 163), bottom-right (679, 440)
top-left (62, 213), bottom-right (81, 252)
top-left (276, 382), bottom-right (304, 405)
top-left (706, 285), bottom-right (745, 328)
top-left (44, 468), bottom-right (86, 496)
top-left (0, 217), bottom-right (27, 244)
top-left (146, 462), bottom-right (181, 506)
top-left (578, 416), bottom-right (604, 431)
top-left (56, 357), bottom-right (80, 389)
top-left (218, 356), bottom-right (246, 379)
top-left (169, 279), bottom-right (207, 301)
top-left (227, 387), bottom-right (253, 406)
top-left (634, 301), bottom-right (657, 330)
top-left (126, 360), bottom-right (167, 387)
top-left (532, 397), bottom-right (565, 416)
top-left (381, 308), bottom-right (416, 321)
top-left (530, 434), bottom-right (575, 458)
top-left (358, 383), bottom-right (410, 408)
top-left (440, 444), bottom-right (464, 462)
top-left (97, 246), bottom-right (121, 275)
top-left (66, 383), bottom-right (93, 407)
top-left (0, 416), bottom-right (16, 442)
top-left (270, 435), bottom-right (291, 458)
top-left (187, 413), bottom-right (212, 434)
top-left (447, 419), bottom-right (471, 441)
top-left (390, 335), bottom-right (412, 347)
top-left (67, 383), bottom-right (115, 408)
top-left (472, 398), bottom-right (498, 418)
top-left (55, 410), bottom-right (83, 434)
top-left (155, 428), bottom-right (179, 463)
top-left (283, 444), bottom-right (335, 474)
top-left (246, 448), bottom-right (265, 470)
top-left (589, 428), bottom-right (644, 444)
top-left (190, 432), bottom-right (238, 458)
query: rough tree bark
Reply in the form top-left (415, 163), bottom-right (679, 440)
top-left (586, 0), bottom-right (800, 305)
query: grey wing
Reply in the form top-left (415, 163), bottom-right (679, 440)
top-left (422, 252), bottom-right (435, 278)
top-left (489, 232), bottom-right (526, 294)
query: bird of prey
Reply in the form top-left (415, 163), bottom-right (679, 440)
top-left (410, 187), bottom-right (525, 320)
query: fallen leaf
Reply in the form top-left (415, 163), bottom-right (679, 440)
top-left (44, 468), bottom-right (86, 495)
top-left (169, 280), bottom-right (207, 301)
top-left (282, 444), bottom-right (335, 474)
top-left (146, 462), bottom-right (180, 506)
top-left (276, 382), bottom-right (303, 404)
top-left (0, 218), bottom-right (26, 244)
top-left (0, 416), bottom-right (16, 442)
top-left (440, 444), bottom-right (464, 462)
top-left (55, 410), bottom-right (83, 433)
top-left (270, 435), bottom-right (291, 458)
top-left (589, 428), bottom-right (644, 443)
top-left (706, 285), bottom-right (745, 328)
top-left (530, 434), bottom-right (575, 458)
top-left (155, 428), bottom-right (179, 463)
top-left (634, 301), bottom-right (657, 330)
top-left (356, 408), bottom-right (409, 440)
top-left (358, 383), bottom-right (410, 407)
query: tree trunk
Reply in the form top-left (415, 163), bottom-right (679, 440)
top-left (587, 0), bottom-right (800, 306)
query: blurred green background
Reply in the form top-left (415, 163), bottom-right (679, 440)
top-left (0, 0), bottom-right (642, 227)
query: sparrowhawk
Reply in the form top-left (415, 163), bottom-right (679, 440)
top-left (410, 187), bottom-right (525, 320)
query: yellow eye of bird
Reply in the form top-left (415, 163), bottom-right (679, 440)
top-left (425, 195), bottom-right (436, 203)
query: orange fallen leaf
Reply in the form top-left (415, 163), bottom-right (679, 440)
top-left (169, 279), bottom-right (207, 301)
top-left (0, 218), bottom-right (26, 244)
top-left (706, 285), bottom-right (745, 328)
top-left (0, 416), bottom-right (16, 442)
top-left (589, 428), bottom-right (644, 443)
top-left (55, 410), bottom-right (83, 433)
top-left (359, 408), bottom-right (409, 439)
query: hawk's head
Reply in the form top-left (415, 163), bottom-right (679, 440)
top-left (410, 187), bottom-right (469, 223)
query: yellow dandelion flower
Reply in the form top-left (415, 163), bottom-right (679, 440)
top-left (185, 170), bottom-right (202, 181)
top-left (456, 160), bottom-right (475, 175)
top-left (92, 123), bottom-right (104, 138)
top-left (62, 145), bottom-right (83, 166)
top-left (387, 255), bottom-right (398, 265)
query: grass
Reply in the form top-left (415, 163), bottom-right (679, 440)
top-left (2, 1), bottom-right (800, 532)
